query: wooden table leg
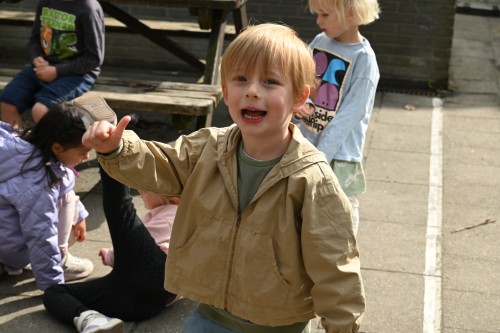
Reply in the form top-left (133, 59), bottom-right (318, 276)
top-left (195, 9), bottom-right (228, 129)
top-left (195, 3), bottom-right (248, 130)
top-left (203, 9), bottom-right (227, 86)
top-left (233, 2), bottom-right (248, 34)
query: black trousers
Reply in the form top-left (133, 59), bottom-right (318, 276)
top-left (43, 166), bottom-right (175, 325)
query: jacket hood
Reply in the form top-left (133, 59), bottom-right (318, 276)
top-left (0, 122), bottom-right (72, 186)
top-left (0, 122), bottom-right (38, 183)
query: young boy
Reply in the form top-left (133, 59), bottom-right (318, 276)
top-left (295, 0), bottom-right (381, 235)
top-left (0, 0), bottom-right (105, 129)
top-left (83, 23), bottom-right (365, 332)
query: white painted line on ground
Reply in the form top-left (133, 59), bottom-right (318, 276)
top-left (423, 98), bottom-right (444, 333)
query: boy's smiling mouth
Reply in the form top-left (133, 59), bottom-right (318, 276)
top-left (242, 108), bottom-right (266, 121)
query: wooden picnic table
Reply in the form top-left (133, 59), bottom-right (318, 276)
top-left (98, 0), bottom-right (248, 85)
top-left (0, 0), bottom-right (247, 130)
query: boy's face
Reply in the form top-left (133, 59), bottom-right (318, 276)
top-left (222, 63), bottom-right (303, 139)
top-left (315, 10), bottom-right (360, 43)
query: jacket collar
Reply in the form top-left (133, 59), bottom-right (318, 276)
top-left (217, 123), bottom-right (328, 179)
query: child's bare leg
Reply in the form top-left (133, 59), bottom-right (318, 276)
top-left (57, 190), bottom-right (78, 256)
top-left (57, 190), bottom-right (78, 255)
top-left (31, 102), bottom-right (49, 123)
top-left (0, 102), bottom-right (24, 129)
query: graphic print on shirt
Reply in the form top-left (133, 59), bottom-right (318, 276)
top-left (301, 48), bottom-right (351, 134)
top-left (40, 7), bottom-right (77, 60)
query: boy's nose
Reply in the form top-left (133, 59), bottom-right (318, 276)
top-left (245, 82), bottom-right (259, 98)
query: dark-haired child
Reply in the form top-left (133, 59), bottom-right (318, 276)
top-left (0, 101), bottom-right (105, 289)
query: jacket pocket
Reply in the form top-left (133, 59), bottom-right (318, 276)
top-left (173, 219), bottom-right (233, 295)
top-left (231, 231), bottom-right (291, 307)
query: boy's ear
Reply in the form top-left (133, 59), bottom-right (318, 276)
top-left (292, 86), bottom-right (311, 112)
top-left (347, 6), bottom-right (358, 24)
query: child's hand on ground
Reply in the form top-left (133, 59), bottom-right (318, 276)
top-left (82, 116), bottom-right (131, 154)
top-left (295, 103), bottom-right (315, 119)
top-left (72, 220), bottom-right (87, 242)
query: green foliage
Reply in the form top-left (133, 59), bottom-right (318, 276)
top-left (426, 80), bottom-right (455, 97)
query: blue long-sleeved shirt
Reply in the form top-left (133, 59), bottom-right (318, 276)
top-left (298, 33), bottom-right (379, 162)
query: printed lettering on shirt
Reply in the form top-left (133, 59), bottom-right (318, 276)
top-left (301, 48), bottom-right (351, 134)
top-left (40, 7), bottom-right (77, 60)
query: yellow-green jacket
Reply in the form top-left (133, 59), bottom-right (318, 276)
top-left (99, 123), bottom-right (365, 333)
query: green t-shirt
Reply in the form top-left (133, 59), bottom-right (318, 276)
top-left (237, 140), bottom-right (281, 213)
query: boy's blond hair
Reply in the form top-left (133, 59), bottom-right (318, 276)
top-left (309, 0), bottom-right (380, 28)
top-left (220, 23), bottom-right (316, 104)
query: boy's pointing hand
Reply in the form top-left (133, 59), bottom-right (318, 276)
top-left (82, 116), bottom-right (131, 155)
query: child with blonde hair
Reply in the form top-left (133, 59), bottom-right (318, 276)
top-left (82, 23), bottom-right (364, 332)
top-left (296, 0), bottom-right (381, 235)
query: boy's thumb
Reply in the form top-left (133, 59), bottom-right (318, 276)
top-left (112, 115), bottom-right (131, 137)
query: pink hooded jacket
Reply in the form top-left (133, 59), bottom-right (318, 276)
top-left (102, 204), bottom-right (177, 266)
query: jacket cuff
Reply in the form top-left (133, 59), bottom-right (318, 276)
top-left (97, 140), bottom-right (124, 160)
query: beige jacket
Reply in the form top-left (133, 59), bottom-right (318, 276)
top-left (99, 124), bottom-right (365, 333)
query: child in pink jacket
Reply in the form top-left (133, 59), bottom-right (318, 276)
top-left (99, 190), bottom-right (180, 267)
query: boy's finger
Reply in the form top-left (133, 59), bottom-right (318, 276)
top-left (109, 115), bottom-right (131, 138)
top-left (116, 115), bottom-right (131, 132)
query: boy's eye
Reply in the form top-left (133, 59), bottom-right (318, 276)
top-left (234, 75), bottom-right (246, 82)
top-left (264, 79), bottom-right (279, 85)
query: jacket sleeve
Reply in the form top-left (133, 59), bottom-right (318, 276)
top-left (315, 76), bottom-right (377, 162)
top-left (77, 199), bottom-right (89, 223)
top-left (314, 49), bottom-right (378, 162)
top-left (301, 167), bottom-right (365, 332)
top-left (98, 129), bottom-right (211, 195)
top-left (16, 184), bottom-right (64, 290)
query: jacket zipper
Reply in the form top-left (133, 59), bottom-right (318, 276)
top-left (222, 212), bottom-right (241, 309)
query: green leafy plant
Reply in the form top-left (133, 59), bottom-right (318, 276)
top-left (427, 80), bottom-right (455, 97)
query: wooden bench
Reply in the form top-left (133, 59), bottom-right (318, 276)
top-left (0, 66), bottom-right (223, 130)
top-left (0, 3), bottom-right (240, 129)
top-left (0, 9), bottom-right (237, 40)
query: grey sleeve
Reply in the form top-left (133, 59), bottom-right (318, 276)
top-left (55, 3), bottom-right (105, 77)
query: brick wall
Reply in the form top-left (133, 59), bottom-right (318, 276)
top-left (362, 0), bottom-right (456, 91)
top-left (0, 0), bottom-right (456, 90)
top-left (244, 0), bottom-right (457, 91)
